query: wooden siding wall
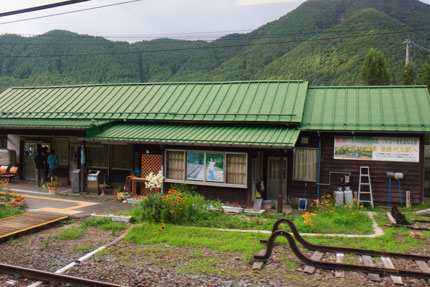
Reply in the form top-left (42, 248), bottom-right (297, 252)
top-left (288, 132), bottom-right (425, 205)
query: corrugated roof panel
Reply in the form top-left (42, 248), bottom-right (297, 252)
top-left (86, 123), bottom-right (300, 147)
top-left (0, 119), bottom-right (113, 129)
top-left (302, 86), bottom-right (430, 132)
top-left (0, 81), bottom-right (308, 123)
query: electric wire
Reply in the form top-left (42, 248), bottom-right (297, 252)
top-left (1, 23), bottom-right (430, 47)
top-left (0, 0), bottom-right (90, 18)
top-left (0, 0), bottom-right (141, 26)
top-left (1, 27), bottom-right (429, 59)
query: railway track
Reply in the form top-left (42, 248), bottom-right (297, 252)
top-left (254, 218), bottom-right (430, 284)
top-left (0, 262), bottom-right (122, 286)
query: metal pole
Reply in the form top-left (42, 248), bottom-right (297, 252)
top-left (277, 152), bottom-right (284, 213)
top-left (80, 143), bottom-right (85, 194)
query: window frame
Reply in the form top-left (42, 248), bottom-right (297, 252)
top-left (292, 147), bottom-right (318, 182)
top-left (164, 149), bottom-right (248, 188)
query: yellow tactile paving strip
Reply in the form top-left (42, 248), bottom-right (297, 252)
top-left (25, 195), bottom-right (99, 215)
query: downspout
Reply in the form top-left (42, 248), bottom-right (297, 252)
top-left (317, 131), bottom-right (321, 200)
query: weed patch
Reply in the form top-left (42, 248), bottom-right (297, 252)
top-left (125, 222), bottom-right (266, 262)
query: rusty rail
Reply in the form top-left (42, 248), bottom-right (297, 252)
top-left (0, 263), bottom-right (122, 287)
top-left (259, 218), bottom-right (430, 261)
top-left (254, 229), bottom-right (430, 280)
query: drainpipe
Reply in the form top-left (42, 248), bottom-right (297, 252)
top-left (317, 131), bottom-right (321, 200)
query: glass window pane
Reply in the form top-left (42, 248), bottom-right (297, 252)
top-left (166, 151), bottom-right (185, 180)
top-left (186, 152), bottom-right (204, 181)
top-left (226, 154), bottom-right (246, 185)
top-left (293, 148), bottom-right (318, 182)
top-left (206, 153), bottom-right (224, 182)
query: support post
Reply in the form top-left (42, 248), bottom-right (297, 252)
top-left (247, 152), bottom-right (253, 207)
top-left (277, 152), bottom-right (284, 213)
top-left (80, 143), bottom-right (85, 194)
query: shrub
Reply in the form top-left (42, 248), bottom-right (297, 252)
top-left (131, 189), bottom-right (208, 224)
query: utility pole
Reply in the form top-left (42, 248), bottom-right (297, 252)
top-left (402, 38), bottom-right (412, 67)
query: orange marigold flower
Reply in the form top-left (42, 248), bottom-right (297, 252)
top-left (329, 210), bottom-right (334, 213)
top-left (170, 210), bottom-right (175, 213)
top-left (310, 213), bottom-right (316, 216)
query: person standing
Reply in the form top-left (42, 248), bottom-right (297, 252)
top-left (33, 150), bottom-right (46, 187)
top-left (47, 149), bottom-right (58, 183)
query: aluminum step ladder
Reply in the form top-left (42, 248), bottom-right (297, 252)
top-left (358, 166), bottom-right (374, 208)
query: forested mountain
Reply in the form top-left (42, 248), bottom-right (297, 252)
top-left (0, 0), bottom-right (429, 91)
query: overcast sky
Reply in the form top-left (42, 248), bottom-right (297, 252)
top-left (0, 0), bottom-right (429, 42)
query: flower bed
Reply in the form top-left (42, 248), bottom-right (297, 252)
top-left (222, 206), bottom-right (243, 214)
top-left (0, 192), bottom-right (26, 207)
top-left (244, 208), bottom-right (265, 215)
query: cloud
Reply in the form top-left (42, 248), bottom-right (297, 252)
top-left (237, 0), bottom-right (301, 6)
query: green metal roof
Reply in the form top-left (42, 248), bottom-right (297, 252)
top-left (0, 81), bottom-right (308, 123)
top-left (0, 119), bottom-right (113, 129)
top-left (301, 86), bottom-right (430, 132)
top-left (86, 123), bottom-right (300, 147)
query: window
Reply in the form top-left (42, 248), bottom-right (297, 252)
top-left (111, 144), bottom-right (133, 169)
top-left (52, 138), bottom-right (69, 166)
top-left (87, 145), bottom-right (108, 168)
top-left (165, 149), bottom-right (247, 187)
top-left (166, 151), bottom-right (185, 180)
top-left (226, 154), bottom-right (246, 185)
top-left (293, 148), bottom-right (318, 182)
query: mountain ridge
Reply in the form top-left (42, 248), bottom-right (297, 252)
top-left (0, 0), bottom-right (429, 91)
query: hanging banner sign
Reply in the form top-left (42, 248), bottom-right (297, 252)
top-left (334, 136), bottom-right (419, 162)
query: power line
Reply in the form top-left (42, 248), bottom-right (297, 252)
top-left (0, 0), bottom-right (141, 26)
top-left (0, 0), bottom-right (90, 18)
top-left (3, 27), bottom-right (429, 59)
top-left (1, 23), bottom-right (429, 47)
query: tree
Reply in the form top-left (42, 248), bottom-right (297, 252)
top-left (401, 63), bottom-right (416, 85)
top-left (360, 48), bottom-right (390, 85)
top-left (421, 63), bottom-right (430, 92)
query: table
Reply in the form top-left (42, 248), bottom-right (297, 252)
top-left (129, 176), bottom-right (148, 196)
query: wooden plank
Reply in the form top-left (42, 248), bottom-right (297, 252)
top-left (362, 255), bottom-right (381, 281)
top-left (304, 251), bottom-right (323, 274)
top-left (335, 253), bottom-right (345, 278)
top-left (381, 257), bottom-right (403, 285)
top-left (416, 260), bottom-right (430, 273)
top-left (0, 213), bottom-right (68, 241)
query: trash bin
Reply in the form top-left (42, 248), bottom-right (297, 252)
top-left (71, 169), bottom-right (81, 194)
top-left (87, 170), bottom-right (101, 194)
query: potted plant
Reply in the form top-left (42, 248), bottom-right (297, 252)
top-left (244, 206), bottom-right (265, 215)
top-left (98, 183), bottom-right (109, 196)
top-left (145, 171), bottom-right (163, 193)
top-left (43, 182), bottom-right (60, 195)
top-left (221, 202), bottom-right (243, 214)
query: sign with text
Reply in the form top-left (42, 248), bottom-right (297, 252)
top-left (334, 136), bottom-right (419, 162)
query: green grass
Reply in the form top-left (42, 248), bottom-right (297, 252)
top-left (80, 216), bottom-right (127, 235)
top-left (0, 206), bottom-right (24, 219)
top-left (76, 244), bottom-right (96, 253)
top-left (125, 222), bottom-right (266, 262)
top-left (293, 208), bottom-right (373, 234)
top-left (55, 227), bottom-right (84, 240)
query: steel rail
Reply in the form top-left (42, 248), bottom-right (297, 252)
top-left (260, 218), bottom-right (430, 261)
top-left (254, 230), bottom-right (430, 280)
top-left (0, 263), bottom-right (122, 287)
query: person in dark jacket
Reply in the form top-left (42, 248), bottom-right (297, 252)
top-left (33, 150), bottom-right (46, 187)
